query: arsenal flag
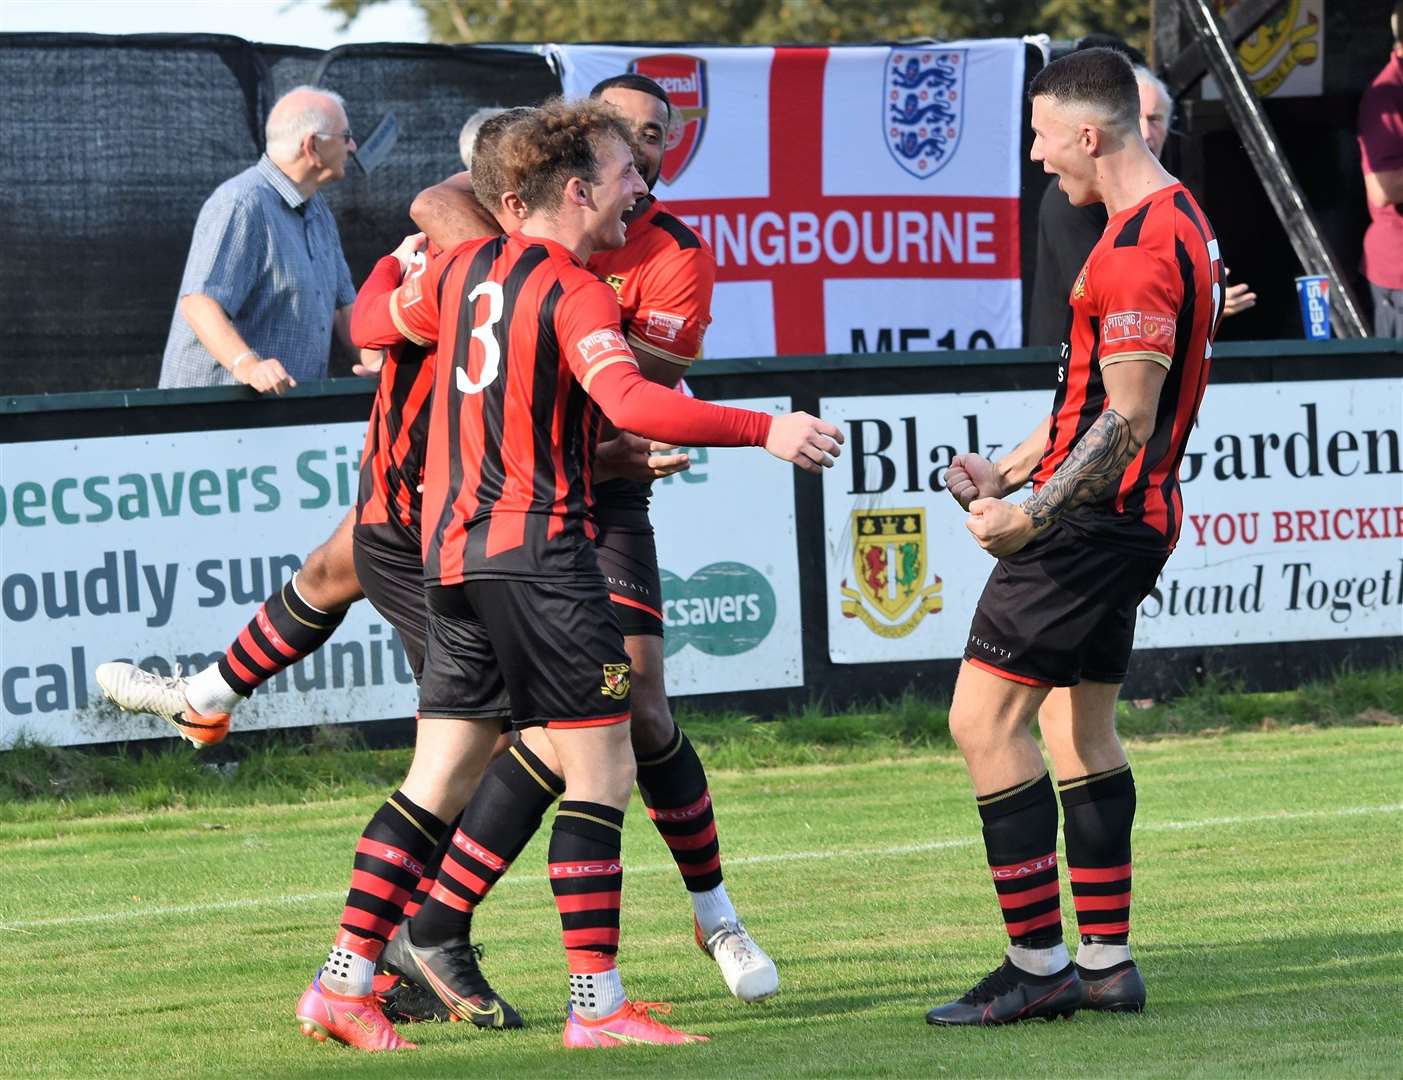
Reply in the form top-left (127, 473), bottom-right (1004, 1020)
top-left (548, 42), bottom-right (1026, 359)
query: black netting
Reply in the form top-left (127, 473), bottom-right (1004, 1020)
top-left (305, 43), bottom-right (560, 326)
top-left (0, 34), bottom-right (559, 396)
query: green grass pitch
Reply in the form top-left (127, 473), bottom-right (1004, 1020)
top-left (1, 726), bottom-right (1399, 1078)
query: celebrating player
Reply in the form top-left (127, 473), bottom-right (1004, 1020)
top-left (925, 48), bottom-right (1224, 1026)
top-left (297, 97), bottom-right (839, 1052)
top-left (393, 74), bottom-right (780, 1022)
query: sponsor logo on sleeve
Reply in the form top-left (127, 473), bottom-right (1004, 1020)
top-left (1103, 310), bottom-right (1142, 341)
top-left (397, 274), bottom-right (424, 308)
top-left (1140, 312), bottom-right (1176, 345)
top-left (576, 328), bottom-right (631, 367)
top-left (1104, 310), bottom-right (1175, 346)
top-left (644, 310), bottom-right (687, 344)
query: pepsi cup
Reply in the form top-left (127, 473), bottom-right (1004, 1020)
top-left (1295, 275), bottom-right (1331, 339)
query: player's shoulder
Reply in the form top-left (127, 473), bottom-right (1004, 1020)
top-left (429, 235), bottom-right (499, 286)
top-left (555, 252), bottom-right (613, 296)
top-left (553, 255), bottom-right (622, 319)
top-left (1097, 185), bottom-right (1206, 264)
top-left (625, 203), bottom-right (716, 285)
top-left (643, 200), bottom-right (708, 253)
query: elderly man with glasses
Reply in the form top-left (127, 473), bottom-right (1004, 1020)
top-left (158, 86), bottom-right (361, 393)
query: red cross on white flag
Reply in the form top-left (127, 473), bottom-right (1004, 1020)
top-left (552, 42), bottom-right (1026, 359)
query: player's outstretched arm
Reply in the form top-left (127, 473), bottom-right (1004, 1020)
top-left (764, 412), bottom-right (844, 474)
top-left (584, 359), bottom-right (841, 471)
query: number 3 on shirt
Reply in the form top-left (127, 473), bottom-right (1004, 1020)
top-left (455, 281), bottom-right (504, 394)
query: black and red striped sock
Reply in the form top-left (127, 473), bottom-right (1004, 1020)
top-left (636, 724), bottom-right (722, 892)
top-left (402, 823), bottom-right (454, 923)
top-left (408, 742), bottom-right (565, 947)
top-left (337, 789), bottom-right (448, 953)
top-left (549, 801), bottom-right (625, 975)
top-left (217, 575), bottom-right (346, 696)
top-left (977, 772), bottom-right (1063, 948)
top-left (1060, 763), bottom-right (1135, 947)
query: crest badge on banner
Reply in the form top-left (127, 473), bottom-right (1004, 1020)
top-left (1203, 0), bottom-right (1323, 99)
top-left (884, 48), bottom-right (965, 179)
top-left (839, 508), bottom-right (943, 638)
top-left (629, 53), bottom-right (708, 184)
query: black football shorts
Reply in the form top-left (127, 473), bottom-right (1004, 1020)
top-left (418, 574), bottom-right (632, 729)
top-left (963, 523), bottom-right (1167, 687)
top-left (353, 528), bottom-right (429, 682)
top-left (592, 504), bottom-right (664, 638)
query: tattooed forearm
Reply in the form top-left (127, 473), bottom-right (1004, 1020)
top-left (1022, 408), bottom-right (1143, 531)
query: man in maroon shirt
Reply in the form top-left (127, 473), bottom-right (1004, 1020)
top-left (1358, 3), bottom-right (1403, 336)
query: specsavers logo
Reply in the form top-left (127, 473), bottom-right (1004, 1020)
top-left (661, 562), bottom-right (776, 658)
top-left (840, 508), bottom-right (942, 638)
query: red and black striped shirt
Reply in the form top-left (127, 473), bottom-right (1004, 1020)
top-left (1034, 183), bottom-right (1223, 553)
top-left (398, 234), bottom-right (634, 584)
top-left (352, 233), bottom-right (773, 587)
top-left (355, 248), bottom-right (436, 556)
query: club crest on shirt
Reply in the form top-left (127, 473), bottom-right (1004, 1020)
top-left (604, 273), bottom-right (626, 295)
top-left (1072, 265), bottom-right (1088, 300)
top-left (600, 662), bottom-right (631, 700)
top-left (629, 53), bottom-right (707, 185)
top-left (839, 509), bottom-right (943, 638)
top-left (884, 48), bottom-right (966, 179)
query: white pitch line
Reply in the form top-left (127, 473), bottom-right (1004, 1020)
top-left (2, 802), bottom-right (1399, 933)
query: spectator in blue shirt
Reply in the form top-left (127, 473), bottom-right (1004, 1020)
top-left (159, 87), bottom-right (359, 393)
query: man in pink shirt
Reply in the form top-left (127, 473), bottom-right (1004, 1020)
top-left (1358, 3), bottom-right (1403, 336)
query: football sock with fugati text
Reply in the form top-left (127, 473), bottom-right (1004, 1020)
top-left (977, 771), bottom-right (1068, 975)
top-left (208, 575), bottom-right (346, 708)
top-left (636, 723), bottom-right (739, 934)
top-left (550, 801), bottom-right (627, 1019)
top-left (323, 789), bottom-right (447, 996)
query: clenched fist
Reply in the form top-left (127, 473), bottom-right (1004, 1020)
top-left (946, 452), bottom-right (1002, 510)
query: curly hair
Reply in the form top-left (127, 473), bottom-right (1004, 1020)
top-left (496, 97), bottom-right (636, 213)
